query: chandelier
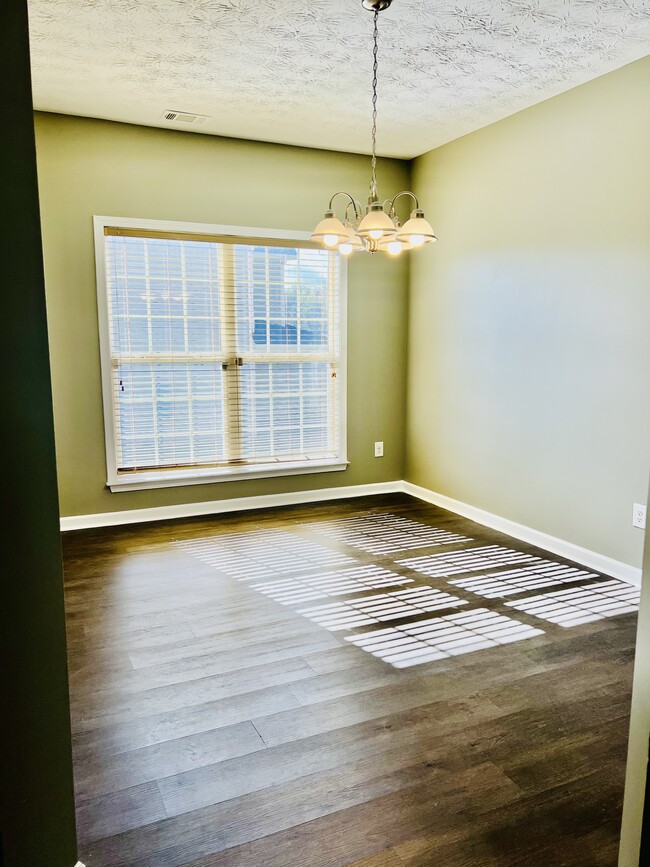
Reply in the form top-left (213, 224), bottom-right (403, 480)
top-left (311, 0), bottom-right (437, 256)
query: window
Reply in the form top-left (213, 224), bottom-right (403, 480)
top-left (94, 218), bottom-right (346, 491)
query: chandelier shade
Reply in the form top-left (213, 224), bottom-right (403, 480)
top-left (396, 210), bottom-right (438, 246)
top-left (310, 211), bottom-right (349, 247)
top-left (338, 223), bottom-right (365, 256)
top-left (357, 203), bottom-right (398, 240)
top-left (311, 1), bottom-right (437, 257)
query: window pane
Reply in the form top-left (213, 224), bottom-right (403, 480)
top-left (104, 230), bottom-right (340, 475)
top-left (106, 235), bottom-right (222, 357)
top-left (114, 362), bottom-right (226, 469)
top-left (235, 245), bottom-right (332, 355)
top-left (238, 360), bottom-right (334, 461)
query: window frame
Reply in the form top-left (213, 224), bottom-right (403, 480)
top-left (94, 215), bottom-right (348, 492)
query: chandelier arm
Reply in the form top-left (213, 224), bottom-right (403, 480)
top-left (389, 190), bottom-right (420, 217)
top-left (328, 191), bottom-right (362, 220)
top-left (345, 200), bottom-right (362, 223)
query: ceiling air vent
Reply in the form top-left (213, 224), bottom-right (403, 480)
top-left (162, 110), bottom-right (208, 125)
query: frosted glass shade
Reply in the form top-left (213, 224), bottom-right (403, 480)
top-left (338, 224), bottom-right (364, 255)
top-left (310, 211), bottom-right (349, 246)
top-left (357, 203), bottom-right (397, 240)
top-left (396, 209), bottom-right (437, 245)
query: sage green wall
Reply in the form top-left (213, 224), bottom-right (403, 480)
top-left (407, 57), bottom-right (650, 568)
top-left (34, 113), bottom-right (409, 518)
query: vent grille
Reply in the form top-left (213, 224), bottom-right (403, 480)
top-left (162, 110), bottom-right (208, 125)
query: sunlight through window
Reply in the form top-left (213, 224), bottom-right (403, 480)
top-left (505, 580), bottom-right (640, 627)
top-left (399, 545), bottom-right (543, 579)
top-left (304, 512), bottom-right (472, 554)
top-left (249, 564), bottom-right (413, 605)
top-left (345, 608), bottom-right (544, 668)
top-left (449, 562), bottom-right (599, 598)
top-left (174, 529), bottom-right (354, 580)
top-left (298, 586), bottom-right (468, 631)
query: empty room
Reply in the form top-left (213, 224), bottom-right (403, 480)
top-left (2, 1), bottom-right (650, 866)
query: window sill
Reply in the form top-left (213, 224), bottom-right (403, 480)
top-left (107, 459), bottom-right (349, 492)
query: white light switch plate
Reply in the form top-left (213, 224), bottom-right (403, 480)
top-left (374, 441), bottom-right (384, 458)
top-left (633, 503), bottom-right (647, 530)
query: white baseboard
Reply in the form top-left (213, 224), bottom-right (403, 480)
top-left (59, 481), bottom-right (403, 531)
top-left (59, 478), bottom-right (642, 586)
top-left (402, 481), bottom-right (642, 586)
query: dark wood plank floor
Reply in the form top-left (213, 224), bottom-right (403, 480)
top-left (62, 494), bottom-right (637, 866)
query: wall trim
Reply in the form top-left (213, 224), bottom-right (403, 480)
top-left (402, 481), bottom-right (642, 586)
top-left (59, 481), bottom-right (403, 531)
top-left (59, 478), bottom-right (641, 586)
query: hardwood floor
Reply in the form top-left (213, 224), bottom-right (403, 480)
top-left (62, 494), bottom-right (638, 866)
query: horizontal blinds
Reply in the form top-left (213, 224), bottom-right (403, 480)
top-left (103, 228), bottom-right (340, 474)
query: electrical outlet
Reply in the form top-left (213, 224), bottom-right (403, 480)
top-left (633, 503), bottom-right (647, 530)
top-left (374, 441), bottom-right (384, 458)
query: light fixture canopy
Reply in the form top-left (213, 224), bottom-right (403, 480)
top-left (311, 1), bottom-right (437, 257)
top-left (361, 0), bottom-right (393, 10)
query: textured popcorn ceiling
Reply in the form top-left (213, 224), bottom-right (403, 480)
top-left (29, 0), bottom-right (650, 158)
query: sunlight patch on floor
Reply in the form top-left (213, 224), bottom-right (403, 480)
top-left (249, 564), bottom-right (413, 605)
top-left (449, 562), bottom-right (599, 598)
top-left (298, 586), bottom-right (468, 631)
top-left (173, 529), bottom-right (354, 580)
top-left (505, 580), bottom-right (641, 627)
top-left (399, 545), bottom-right (544, 579)
top-left (304, 513), bottom-right (472, 555)
top-left (345, 608), bottom-right (544, 668)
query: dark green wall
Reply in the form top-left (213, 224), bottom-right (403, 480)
top-left (0, 1), bottom-right (77, 864)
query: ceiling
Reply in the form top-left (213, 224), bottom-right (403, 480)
top-left (29, 0), bottom-right (650, 159)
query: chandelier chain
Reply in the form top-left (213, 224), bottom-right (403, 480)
top-left (370, 8), bottom-right (379, 200)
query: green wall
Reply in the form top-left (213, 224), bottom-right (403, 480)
top-left (34, 113), bottom-right (410, 518)
top-left (407, 57), bottom-right (650, 568)
top-left (0, 3), bottom-right (77, 864)
top-left (35, 60), bottom-right (650, 570)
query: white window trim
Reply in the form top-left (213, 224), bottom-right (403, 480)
top-left (93, 215), bottom-right (348, 492)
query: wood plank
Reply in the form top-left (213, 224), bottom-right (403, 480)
top-left (71, 656), bottom-right (317, 733)
top-left (253, 655), bottom-right (549, 747)
top-left (70, 632), bottom-right (340, 701)
top-left (393, 763), bottom-right (625, 866)
top-left (84, 757), bottom-right (520, 865)
top-left (76, 781), bottom-right (167, 843)
top-left (72, 685), bottom-right (300, 757)
top-left (127, 628), bottom-right (340, 676)
top-left (162, 762), bottom-right (521, 867)
top-left (74, 720), bottom-right (265, 802)
top-left (155, 692), bottom-right (522, 819)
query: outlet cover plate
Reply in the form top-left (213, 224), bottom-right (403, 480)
top-left (633, 503), bottom-right (647, 530)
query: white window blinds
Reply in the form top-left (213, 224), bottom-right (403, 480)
top-left (99, 225), bottom-right (343, 483)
